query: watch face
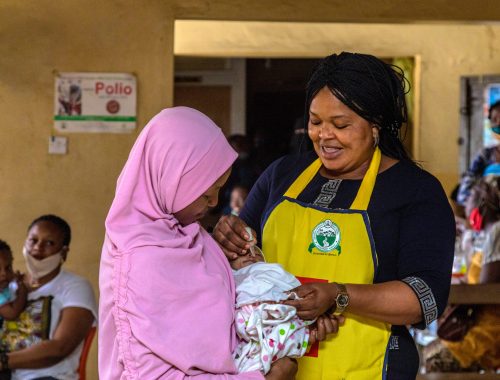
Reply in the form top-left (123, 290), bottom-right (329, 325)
top-left (337, 294), bottom-right (349, 307)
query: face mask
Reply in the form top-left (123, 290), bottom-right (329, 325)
top-left (22, 246), bottom-right (64, 280)
top-left (491, 126), bottom-right (500, 135)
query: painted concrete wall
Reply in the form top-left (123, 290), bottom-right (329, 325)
top-left (176, 21), bottom-right (500, 192)
top-left (0, 1), bottom-right (173, 378)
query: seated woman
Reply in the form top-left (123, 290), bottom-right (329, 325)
top-left (426, 175), bottom-right (500, 372)
top-left (444, 175), bottom-right (500, 370)
top-left (1, 215), bottom-right (97, 380)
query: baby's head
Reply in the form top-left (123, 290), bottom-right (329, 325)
top-left (230, 185), bottom-right (249, 216)
top-left (230, 249), bottom-right (265, 270)
top-left (0, 240), bottom-right (14, 289)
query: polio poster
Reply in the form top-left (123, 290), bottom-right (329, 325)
top-left (54, 72), bottom-right (136, 133)
top-left (484, 84), bottom-right (500, 148)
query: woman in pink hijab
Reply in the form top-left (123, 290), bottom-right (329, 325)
top-left (99, 107), bottom-right (297, 380)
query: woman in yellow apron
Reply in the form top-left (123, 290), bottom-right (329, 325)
top-left (214, 52), bottom-right (455, 379)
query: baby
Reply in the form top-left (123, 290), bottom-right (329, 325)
top-left (230, 247), bottom-right (310, 374)
top-left (0, 240), bottom-right (26, 321)
top-left (229, 185), bottom-right (249, 216)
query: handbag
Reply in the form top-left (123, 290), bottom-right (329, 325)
top-left (437, 304), bottom-right (477, 342)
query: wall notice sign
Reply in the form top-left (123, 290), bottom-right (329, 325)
top-left (54, 72), bottom-right (136, 133)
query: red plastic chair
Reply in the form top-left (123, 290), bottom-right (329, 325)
top-left (78, 326), bottom-right (96, 380)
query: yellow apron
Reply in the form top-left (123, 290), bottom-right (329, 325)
top-left (262, 148), bottom-right (391, 380)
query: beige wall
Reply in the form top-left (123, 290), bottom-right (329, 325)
top-left (1, 1), bottom-right (499, 379)
top-left (0, 1), bottom-right (174, 378)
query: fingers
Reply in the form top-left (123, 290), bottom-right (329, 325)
top-left (289, 295), bottom-right (324, 320)
top-left (231, 215), bottom-right (255, 242)
top-left (324, 314), bottom-right (345, 334)
top-left (251, 229), bottom-right (257, 242)
top-left (219, 246), bottom-right (240, 261)
top-left (288, 284), bottom-right (315, 298)
top-left (315, 316), bottom-right (330, 341)
top-left (335, 314), bottom-right (346, 326)
top-left (295, 309), bottom-right (320, 321)
top-left (283, 297), bottom-right (316, 315)
top-left (307, 326), bottom-right (318, 347)
top-left (285, 297), bottom-right (323, 320)
top-left (212, 215), bottom-right (253, 259)
top-left (322, 315), bottom-right (340, 335)
top-left (309, 314), bottom-right (344, 343)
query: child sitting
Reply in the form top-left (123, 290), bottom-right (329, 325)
top-left (230, 247), bottom-right (310, 374)
top-left (0, 240), bottom-right (26, 321)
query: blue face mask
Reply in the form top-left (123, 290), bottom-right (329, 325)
top-left (492, 126), bottom-right (500, 135)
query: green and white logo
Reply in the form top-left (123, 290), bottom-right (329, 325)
top-left (308, 219), bottom-right (341, 255)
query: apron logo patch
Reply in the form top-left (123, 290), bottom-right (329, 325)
top-left (308, 219), bottom-right (341, 255)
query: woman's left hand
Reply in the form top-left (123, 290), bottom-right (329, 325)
top-left (285, 282), bottom-right (337, 320)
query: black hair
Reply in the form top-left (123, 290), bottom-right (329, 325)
top-left (231, 183), bottom-right (250, 193)
top-left (0, 240), bottom-right (13, 262)
top-left (305, 52), bottom-right (412, 161)
top-left (488, 100), bottom-right (500, 120)
top-left (28, 214), bottom-right (71, 246)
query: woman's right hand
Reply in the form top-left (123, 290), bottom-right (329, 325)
top-left (265, 357), bottom-right (298, 380)
top-left (213, 214), bottom-right (256, 260)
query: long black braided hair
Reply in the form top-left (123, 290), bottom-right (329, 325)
top-left (304, 52), bottom-right (413, 162)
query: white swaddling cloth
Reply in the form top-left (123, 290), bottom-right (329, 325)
top-left (233, 262), bottom-right (310, 373)
top-left (233, 262), bottom-right (301, 307)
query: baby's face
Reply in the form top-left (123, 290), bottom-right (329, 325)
top-left (230, 251), bottom-right (264, 270)
top-left (230, 188), bottom-right (248, 215)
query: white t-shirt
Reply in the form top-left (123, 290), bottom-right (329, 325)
top-left (12, 270), bottom-right (97, 380)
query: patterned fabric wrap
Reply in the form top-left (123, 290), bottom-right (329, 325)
top-left (234, 303), bottom-right (309, 374)
top-left (0, 296), bottom-right (52, 352)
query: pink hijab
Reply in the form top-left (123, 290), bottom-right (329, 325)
top-left (100, 107), bottom-right (262, 379)
top-left (105, 106), bottom-right (237, 251)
